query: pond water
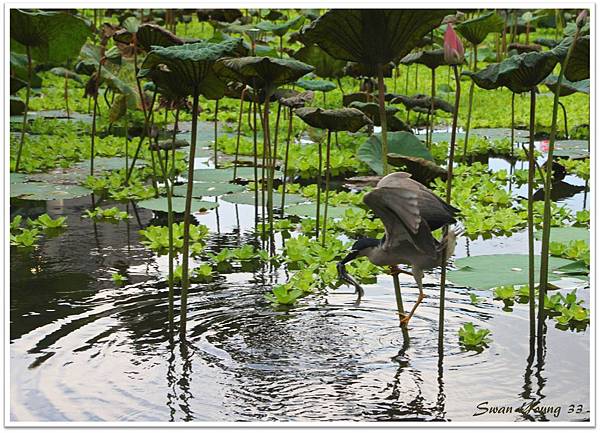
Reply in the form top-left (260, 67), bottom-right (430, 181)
top-left (10, 142), bottom-right (590, 423)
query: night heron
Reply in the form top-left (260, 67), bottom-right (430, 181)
top-left (337, 172), bottom-right (460, 324)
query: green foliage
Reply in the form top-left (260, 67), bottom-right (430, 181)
top-left (458, 323), bottom-right (491, 350)
top-left (549, 240), bottom-right (590, 267)
top-left (139, 222), bottom-right (209, 255)
top-left (10, 227), bottom-right (40, 248)
top-left (112, 272), bottom-right (127, 286)
top-left (83, 207), bottom-right (131, 222)
top-left (27, 213), bottom-right (68, 229)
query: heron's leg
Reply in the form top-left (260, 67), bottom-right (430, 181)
top-left (388, 265), bottom-right (413, 277)
top-left (400, 267), bottom-right (426, 325)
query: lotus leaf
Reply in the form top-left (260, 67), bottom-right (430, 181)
top-left (222, 191), bottom-right (308, 206)
top-left (544, 75), bottom-right (589, 96)
top-left (447, 254), bottom-right (579, 289)
top-left (296, 79), bottom-right (337, 93)
top-left (10, 9), bottom-right (91, 63)
top-left (357, 132), bottom-right (433, 175)
top-left (555, 36), bottom-right (590, 82)
top-left (534, 227), bottom-right (589, 245)
top-left (11, 182), bottom-right (92, 201)
top-left (113, 23), bottom-right (184, 51)
top-left (387, 154), bottom-right (447, 183)
top-left (172, 182), bottom-right (246, 198)
top-left (399, 49), bottom-right (448, 70)
top-left (552, 140), bottom-right (589, 159)
top-left (292, 45), bottom-right (346, 79)
top-left (49, 67), bottom-right (82, 83)
top-left (455, 11), bottom-right (504, 46)
top-left (285, 203), bottom-right (357, 219)
top-left (137, 197), bottom-right (218, 213)
top-left (191, 167), bottom-right (257, 182)
top-left (294, 107), bottom-right (372, 132)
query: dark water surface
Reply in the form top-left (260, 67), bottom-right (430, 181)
top-left (10, 156), bottom-right (590, 423)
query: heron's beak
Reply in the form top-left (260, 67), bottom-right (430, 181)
top-left (337, 250), bottom-right (365, 298)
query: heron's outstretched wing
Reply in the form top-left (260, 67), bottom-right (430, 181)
top-left (375, 172), bottom-right (459, 231)
top-left (364, 186), bottom-right (426, 252)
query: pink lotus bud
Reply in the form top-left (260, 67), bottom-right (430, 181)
top-left (576, 9), bottom-right (588, 28)
top-left (443, 23), bottom-right (465, 65)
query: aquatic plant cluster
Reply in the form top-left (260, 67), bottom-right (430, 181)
top-left (9, 8), bottom-right (591, 423)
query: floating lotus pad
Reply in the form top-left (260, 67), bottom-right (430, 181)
top-left (10, 173), bottom-right (28, 184)
top-left (222, 191), bottom-right (308, 206)
top-left (11, 182), bottom-right (92, 201)
top-left (552, 140), bottom-right (589, 159)
top-left (447, 254), bottom-right (580, 289)
top-left (285, 203), bottom-right (358, 219)
top-left (77, 157), bottom-right (148, 171)
top-left (191, 167), bottom-right (257, 182)
top-left (172, 182), bottom-right (246, 198)
top-left (136, 197), bottom-right (218, 213)
top-left (470, 128), bottom-right (530, 140)
top-left (357, 132), bottom-right (433, 175)
top-left (534, 227), bottom-right (589, 245)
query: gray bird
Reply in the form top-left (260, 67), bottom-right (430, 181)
top-left (337, 172), bottom-right (460, 324)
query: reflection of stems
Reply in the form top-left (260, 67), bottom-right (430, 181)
top-left (281, 107), bottom-right (293, 211)
top-left (252, 96), bottom-right (259, 227)
top-left (438, 65), bottom-right (461, 348)
top-left (377, 63), bottom-right (390, 175)
top-left (527, 89), bottom-right (536, 340)
top-left (321, 130), bottom-right (332, 246)
top-left (15, 45), bottom-right (32, 172)
top-left (180, 92), bottom-right (200, 339)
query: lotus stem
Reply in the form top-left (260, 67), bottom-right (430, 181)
top-left (337, 77), bottom-right (344, 96)
top-left (428, 67), bottom-right (436, 148)
top-left (233, 87), bottom-right (247, 181)
top-left (527, 89), bottom-right (536, 340)
top-left (392, 273), bottom-right (407, 330)
top-left (321, 130), bottom-right (332, 247)
top-left (538, 25), bottom-right (580, 339)
top-left (558, 101), bottom-right (568, 139)
top-left (510, 92), bottom-right (515, 158)
top-left (281, 107), bottom-right (293, 211)
top-left (180, 92), bottom-right (200, 339)
top-left (126, 90), bottom-right (157, 185)
top-left (438, 65), bottom-right (461, 349)
top-left (377, 63), bottom-right (390, 175)
top-left (64, 73), bottom-right (70, 118)
top-left (253, 96), bottom-right (259, 226)
top-left (90, 68), bottom-right (103, 177)
top-left (462, 43), bottom-right (478, 159)
top-left (404, 65), bottom-right (410, 94)
top-left (271, 102), bottom-right (282, 233)
top-left (315, 137), bottom-right (323, 239)
top-left (15, 45), bottom-right (32, 172)
top-left (214, 99), bottom-right (219, 169)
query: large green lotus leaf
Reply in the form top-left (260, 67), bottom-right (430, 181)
top-left (301, 10), bottom-right (450, 66)
top-left (294, 107), bottom-right (372, 132)
top-left (142, 66), bottom-right (226, 100)
top-left (544, 75), bottom-right (589, 96)
top-left (292, 45), bottom-right (346, 79)
top-left (172, 182), bottom-right (245, 197)
top-left (534, 227), bottom-right (589, 245)
top-left (139, 39), bottom-right (245, 97)
top-left (463, 51), bottom-right (559, 93)
top-left (343, 61), bottom-right (394, 78)
top-left (191, 167), bottom-right (257, 182)
top-left (285, 203), bottom-right (358, 219)
top-left (553, 140), bottom-right (589, 159)
top-left (296, 79), bottom-right (337, 93)
top-left (256, 15), bottom-right (305, 37)
top-left (214, 56), bottom-right (314, 90)
top-left (10, 52), bottom-right (42, 88)
top-left (10, 10), bottom-right (91, 63)
top-left (455, 11), bottom-right (504, 46)
top-left (10, 182), bottom-right (92, 201)
top-left (447, 254), bottom-right (578, 289)
top-left (554, 35), bottom-right (590, 82)
top-left (357, 132), bottom-right (433, 175)
top-left (113, 23), bottom-right (184, 51)
top-left (399, 49), bottom-right (448, 69)
top-left (222, 191), bottom-right (308, 206)
top-left (137, 196), bottom-right (218, 213)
